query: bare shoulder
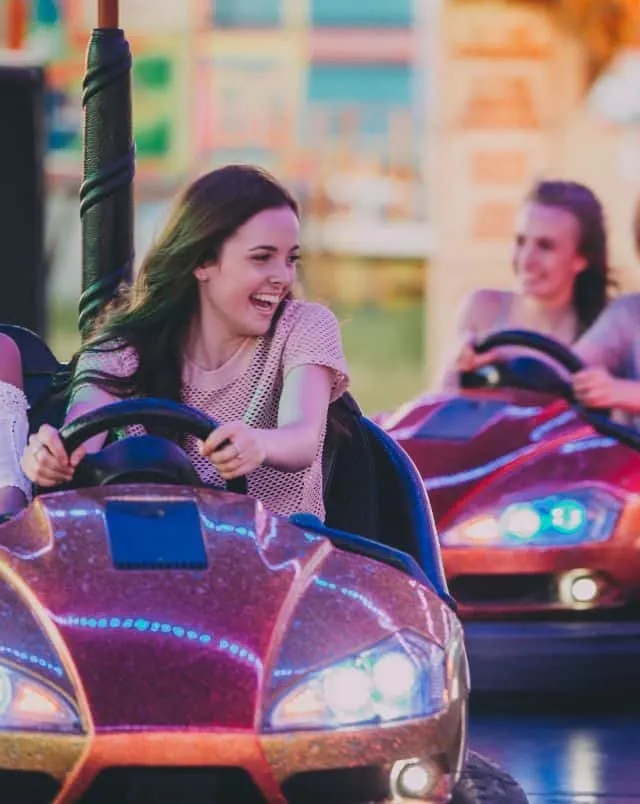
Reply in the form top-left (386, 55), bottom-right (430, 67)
top-left (459, 288), bottom-right (512, 331)
top-left (0, 332), bottom-right (20, 361)
top-left (0, 332), bottom-right (23, 385)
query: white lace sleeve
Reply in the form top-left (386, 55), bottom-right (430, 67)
top-left (0, 380), bottom-right (32, 500)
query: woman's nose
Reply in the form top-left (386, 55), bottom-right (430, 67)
top-left (518, 243), bottom-right (538, 268)
top-left (271, 259), bottom-right (294, 284)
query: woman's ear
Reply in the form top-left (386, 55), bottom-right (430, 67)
top-left (194, 263), bottom-right (210, 281)
top-left (574, 255), bottom-right (588, 276)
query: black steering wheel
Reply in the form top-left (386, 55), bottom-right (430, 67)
top-left (57, 398), bottom-right (248, 495)
top-left (467, 329), bottom-right (640, 452)
top-left (460, 328), bottom-right (585, 404)
top-left (475, 329), bottom-right (584, 373)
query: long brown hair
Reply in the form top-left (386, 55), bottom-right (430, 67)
top-left (524, 180), bottom-right (614, 333)
top-left (69, 165), bottom-right (299, 404)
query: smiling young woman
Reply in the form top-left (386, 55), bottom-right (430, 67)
top-left (22, 165), bottom-right (349, 520)
top-left (438, 179), bottom-right (613, 387)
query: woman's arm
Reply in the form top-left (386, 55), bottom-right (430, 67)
top-left (200, 364), bottom-right (333, 478)
top-left (573, 296), bottom-right (636, 372)
top-left (22, 343), bottom-right (132, 486)
top-left (21, 383), bottom-right (119, 487)
top-left (573, 368), bottom-right (640, 412)
top-left (435, 289), bottom-right (506, 389)
top-left (201, 301), bottom-right (348, 479)
top-left (0, 333), bottom-right (22, 387)
top-left (571, 297), bottom-right (640, 410)
top-left (65, 383), bottom-right (121, 452)
top-left (265, 363), bottom-right (333, 470)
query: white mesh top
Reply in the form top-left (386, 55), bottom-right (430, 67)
top-left (0, 380), bottom-right (32, 500)
top-left (72, 300), bottom-right (349, 519)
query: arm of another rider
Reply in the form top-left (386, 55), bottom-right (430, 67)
top-left (572, 295), bottom-right (640, 412)
top-left (435, 289), bottom-right (508, 390)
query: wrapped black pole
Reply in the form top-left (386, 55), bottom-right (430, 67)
top-left (79, 1), bottom-right (134, 340)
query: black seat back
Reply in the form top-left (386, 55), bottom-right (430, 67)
top-left (0, 324), bottom-right (69, 431)
top-left (324, 393), bottom-right (379, 542)
top-left (324, 394), bottom-right (454, 608)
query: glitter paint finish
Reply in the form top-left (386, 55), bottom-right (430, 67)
top-left (0, 484), bottom-right (467, 801)
top-left (384, 391), bottom-right (640, 616)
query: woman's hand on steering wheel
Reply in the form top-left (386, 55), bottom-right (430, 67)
top-left (200, 420), bottom-right (266, 480)
top-left (454, 333), bottom-right (499, 374)
top-left (22, 424), bottom-right (86, 487)
top-left (573, 366), bottom-right (622, 409)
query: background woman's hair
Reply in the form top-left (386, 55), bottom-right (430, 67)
top-left (525, 179), bottom-right (614, 333)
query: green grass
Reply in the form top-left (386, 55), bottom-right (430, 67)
top-left (334, 301), bottom-right (425, 414)
top-left (48, 301), bottom-right (80, 362)
top-left (48, 299), bottom-right (425, 414)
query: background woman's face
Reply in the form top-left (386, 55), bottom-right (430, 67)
top-left (513, 202), bottom-right (587, 302)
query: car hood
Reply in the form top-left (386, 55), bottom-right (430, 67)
top-left (384, 391), bottom-right (634, 522)
top-left (0, 485), bottom-right (455, 732)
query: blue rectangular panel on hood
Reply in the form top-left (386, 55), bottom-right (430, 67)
top-left (416, 398), bottom-right (507, 441)
top-left (105, 500), bottom-right (207, 570)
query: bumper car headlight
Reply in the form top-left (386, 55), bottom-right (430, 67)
top-left (0, 663), bottom-right (81, 732)
top-left (441, 488), bottom-right (621, 548)
top-left (266, 632), bottom-right (446, 731)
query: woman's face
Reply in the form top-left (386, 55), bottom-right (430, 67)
top-left (195, 206), bottom-right (300, 337)
top-left (512, 202), bottom-right (587, 302)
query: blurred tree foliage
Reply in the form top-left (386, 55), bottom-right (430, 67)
top-left (556, 0), bottom-right (640, 82)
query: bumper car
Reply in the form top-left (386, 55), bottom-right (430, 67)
top-left (0, 8), bottom-right (529, 796)
top-left (382, 330), bottom-right (640, 692)
top-left (2, 321), bottom-right (487, 803)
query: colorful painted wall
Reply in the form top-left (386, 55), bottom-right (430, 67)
top-left (426, 0), bottom-right (640, 382)
top-left (28, 0), bottom-right (428, 240)
top-left (10, 0), bottom-right (429, 412)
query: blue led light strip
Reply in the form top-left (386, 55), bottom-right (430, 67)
top-left (0, 645), bottom-right (64, 678)
top-left (53, 615), bottom-right (263, 670)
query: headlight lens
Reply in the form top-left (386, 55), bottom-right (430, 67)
top-left (441, 488), bottom-right (621, 548)
top-left (0, 664), bottom-right (81, 732)
top-left (266, 632), bottom-right (446, 731)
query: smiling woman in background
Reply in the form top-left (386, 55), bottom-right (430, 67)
top-left (438, 179), bottom-right (613, 387)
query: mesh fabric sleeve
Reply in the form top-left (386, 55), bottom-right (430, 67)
top-left (69, 342), bottom-right (139, 405)
top-left (281, 303), bottom-right (350, 402)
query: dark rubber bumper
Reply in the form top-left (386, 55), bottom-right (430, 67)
top-left (452, 751), bottom-right (529, 804)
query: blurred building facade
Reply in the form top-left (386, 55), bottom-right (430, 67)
top-left (13, 0), bottom-right (431, 310)
top-left (428, 0), bottom-right (640, 378)
top-left (2, 0), bottom-right (640, 403)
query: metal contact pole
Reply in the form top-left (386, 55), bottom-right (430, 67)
top-left (79, 0), bottom-right (134, 339)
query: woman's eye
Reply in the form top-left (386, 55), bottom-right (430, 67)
top-left (252, 253), bottom-right (271, 263)
top-left (289, 255), bottom-right (301, 267)
top-left (538, 239), bottom-right (555, 251)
